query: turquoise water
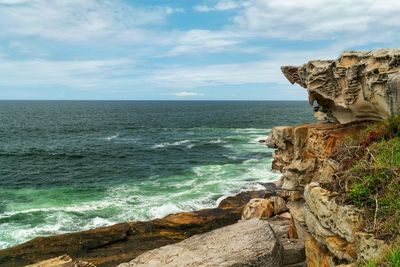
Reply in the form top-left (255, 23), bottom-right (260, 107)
top-left (0, 101), bottom-right (313, 248)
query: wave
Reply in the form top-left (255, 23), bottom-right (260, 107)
top-left (151, 139), bottom-right (194, 149)
top-left (0, 126), bottom-right (279, 249)
top-left (208, 138), bottom-right (226, 144)
top-left (148, 203), bottom-right (183, 218)
top-left (103, 134), bottom-right (119, 141)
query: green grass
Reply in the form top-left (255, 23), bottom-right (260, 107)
top-left (360, 248), bottom-right (400, 267)
top-left (386, 248), bottom-right (400, 267)
top-left (346, 137), bottom-right (400, 239)
top-left (337, 116), bottom-right (400, 240)
top-left (329, 116), bottom-right (400, 265)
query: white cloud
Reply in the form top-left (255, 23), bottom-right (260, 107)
top-left (0, 0), bottom-right (32, 3)
top-left (232, 0), bottom-right (400, 39)
top-left (165, 30), bottom-right (241, 56)
top-left (193, 1), bottom-right (245, 12)
top-left (173, 91), bottom-right (204, 97)
top-left (152, 61), bottom-right (283, 89)
top-left (0, 57), bottom-right (133, 88)
top-left (0, 0), bottom-right (173, 42)
top-left (193, 5), bottom-right (213, 12)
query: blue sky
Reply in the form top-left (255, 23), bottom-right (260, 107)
top-left (0, 0), bottom-right (400, 100)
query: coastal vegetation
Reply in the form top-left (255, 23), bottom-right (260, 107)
top-left (332, 116), bottom-right (400, 266)
top-left (360, 247), bottom-right (400, 267)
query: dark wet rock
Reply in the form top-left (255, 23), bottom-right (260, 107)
top-left (0, 190), bottom-right (265, 267)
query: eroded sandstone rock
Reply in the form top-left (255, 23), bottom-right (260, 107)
top-left (270, 196), bottom-right (289, 215)
top-left (305, 237), bottom-right (333, 267)
top-left (242, 198), bottom-right (275, 220)
top-left (118, 219), bottom-right (283, 267)
top-left (304, 183), bottom-right (363, 243)
top-left (281, 49), bottom-right (400, 124)
top-left (25, 255), bottom-right (96, 267)
top-left (303, 184), bottom-right (390, 263)
top-left (267, 123), bottom-right (365, 192)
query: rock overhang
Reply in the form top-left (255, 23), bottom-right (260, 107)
top-left (281, 48), bottom-right (400, 124)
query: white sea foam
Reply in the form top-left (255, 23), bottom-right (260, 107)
top-left (209, 138), bottom-right (226, 144)
top-left (149, 203), bottom-right (183, 218)
top-left (102, 134), bottom-right (119, 141)
top-left (0, 127), bottom-right (281, 249)
top-left (87, 217), bottom-right (114, 228)
top-left (151, 139), bottom-right (194, 149)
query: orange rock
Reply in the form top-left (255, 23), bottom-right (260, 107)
top-left (267, 122), bottom-right (368, 191)
top-left (305, 237), bottom-right (332, 267)
top-left (324, 236), bottom-right (357, 261)
top-left (288, 217), bottom-right (299, 239)
top-left (242, 198), bottom-right (275, 220)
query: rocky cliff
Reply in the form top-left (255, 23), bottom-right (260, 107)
top-left (1, 49), bottom-right (399, 267)
top-left (281, 49), bottom-right (400, 124)
top-left (266, 49), bottom-right (400, 266)
top-left (267, 122), bottom-right (392, 266)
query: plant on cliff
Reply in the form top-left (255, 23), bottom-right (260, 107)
top-left (335, 116), bottom-right (400, 241)
top-left (360, 247), bottom-right (400, 267)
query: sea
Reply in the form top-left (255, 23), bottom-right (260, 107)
top-left (0, 101), bottom-right (313, 249)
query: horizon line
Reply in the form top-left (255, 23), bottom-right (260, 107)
top-left (0, 99), bottom-right (308, 102)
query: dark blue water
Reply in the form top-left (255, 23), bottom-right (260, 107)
top-left (0, 101), bottom-right (313, 248)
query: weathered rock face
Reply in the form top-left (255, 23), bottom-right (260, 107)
top-left (26, 255), bottom-right (96, 267)
top-left (303, 183), bottom-right (390, 263)
top-left (304, 183), bottom-right (361, 262)
top-left (282, 49), bottom-right (400, 124)
top-left (0, 189), bottom-right (269, 267)
top-left (118, 219), bottom-right (283, 267)
top-left (241, 198), bottom-right (275, 220)
top-left (267, 121), bottom-right (390, 265)
top-left (267, 123), bottom-right (365, 192)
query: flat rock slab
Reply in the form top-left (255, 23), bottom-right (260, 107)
top-left (119, 218), bottom-right (283, 267)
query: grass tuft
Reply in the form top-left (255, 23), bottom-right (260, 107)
top-left (332, 116), bottom-right (400, 241)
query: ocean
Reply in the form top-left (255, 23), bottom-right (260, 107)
top-left (0, 101), bottom-right (313, 249)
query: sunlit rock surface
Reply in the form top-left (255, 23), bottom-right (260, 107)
top-left (282, 49), bottom-right (400, 123)
top-left (118, 219), bottom-right (283, 267)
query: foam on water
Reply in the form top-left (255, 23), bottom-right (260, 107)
top-left (0, 101), bottom-right (314, 249)
top-left (0, 127), bottom-right (281, 248)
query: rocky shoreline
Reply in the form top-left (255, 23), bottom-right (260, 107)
top-left (0, 188), bottom-right (277, 267)
top-left (1, 48), bottom-right (399, 266)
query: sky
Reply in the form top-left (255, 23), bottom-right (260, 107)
top-left (1, 0), bottom-right (400, 100)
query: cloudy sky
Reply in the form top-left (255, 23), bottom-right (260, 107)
top-left (1, 0), bottom-right (399, 100)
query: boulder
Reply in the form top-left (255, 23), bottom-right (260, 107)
top-left (281, 49), bottom-right (400, 124)
top-left (241, 198), bottom-right (275, 220)
top-left (271, 196), bottom-right (289, 215)
top-left (118, 219), bottom-right (283, 267)
top-left (282, 239), bottom-right (306, 265)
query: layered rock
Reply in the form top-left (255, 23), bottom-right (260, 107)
top-left (282, 49), bottom-right (400, 123)
top-left (118, 218), bottom-right (283, 267)
top-left (26, 255), bottom-right (96, 267)
top-left (304, 183), bottom-right (389, 263)
top-left (267, 122), bottom-right (365, 192)
top-left (267, 121), bottom-right (391, 266)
